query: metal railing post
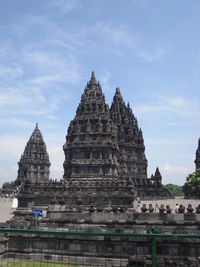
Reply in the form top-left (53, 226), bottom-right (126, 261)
top-left (151, 228), bottom-right (156, 267)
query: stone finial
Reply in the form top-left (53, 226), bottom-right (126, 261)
top-left (148, 203), bottom-right (154, 213)
top-left (187, 204), bottom-right (194, 214)
top-left (35, 122), bottom-right (38, 129)
top-left (159, 204), bottom-right (165, 214)
top-left (90, 71), bottom-right (97, 85)
top-left (178, 204), bottom-right (185, 214)
top-left (116, 87), bottom-right (121, 94)
top-left (166, 205), bottom-right (172, 214)
top-left (141, 204), bottom-right (147, 213)
top-left (115, 87), bottom-right (123, 100)
top-left (196, 204), bottom-right (200, 214)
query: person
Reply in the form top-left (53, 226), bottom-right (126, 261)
top-left (136, 196), bottom-right (140, 207)
top-left (175, 203), bottom-right (179, 213)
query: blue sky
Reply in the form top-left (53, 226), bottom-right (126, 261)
top-left (0, 0), bottom-right (199, 186)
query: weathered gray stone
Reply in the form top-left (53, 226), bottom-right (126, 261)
top-left (17, 123), bottom-right (50, 184)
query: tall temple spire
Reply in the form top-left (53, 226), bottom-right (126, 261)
top-left (16, 124), bottom-right (50, 184)
top-left (90, 71), bottom-right (97, 85)
top-left (154, 167), bottom-right (162, 183)
top-left (195, 138), bottom-right (200, 170)
top-left (113, 87), bottom-right (124, 103)
top-left (110, 87), bottom-right (147, 182)
top-left (63, 73), bottom-right (119, 179)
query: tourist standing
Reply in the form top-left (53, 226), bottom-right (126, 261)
top-left (175, 203), bottom-right (179, 213)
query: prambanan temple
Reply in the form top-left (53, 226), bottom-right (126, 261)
top-left (3, 73), bottom-right (200, 267)
top-left (9, 72), bottom-right (169, 213)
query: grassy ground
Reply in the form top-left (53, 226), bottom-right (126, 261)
top-left (0, 260), bottom-right (78, 267)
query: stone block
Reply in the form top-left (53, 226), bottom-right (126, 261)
top-left (174, 214), bottom-right (184, 221)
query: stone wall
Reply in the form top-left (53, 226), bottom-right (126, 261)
top-left (1, 231), bottom-right (200, 267)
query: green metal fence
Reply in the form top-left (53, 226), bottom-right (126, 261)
top-left (0, 228), bottom-right (200, 267)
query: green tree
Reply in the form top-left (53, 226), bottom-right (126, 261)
top-left (184, 168), bottom-right (200, 198)
top-left (165, 184), bottom-right (183, 197)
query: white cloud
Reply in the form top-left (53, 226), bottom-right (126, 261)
top-left (134, 95), bottom-right (200, 120)
top-left (164, 163), bottom-right (191, 174)
top-left (100, 70), bottom-right (110, 90)
top-left (0, 135), bottom-right (27, 158)
top-left (167, 122), bottom-right (178, 127)
top-left (92, 22), bottom-right (169, 62)
top-left (0, 118), bottom-right (34, 128)
top-left (146, 137), bottom-right (193, 146)
top-left (0, 166), bottom-right (17, 184)
top-left (22, 47), bottom-right (83, 86)
top-left (25, 50), bottom-right (53, 65)
top-left (136, 47), bottom-right (169, 62)
top-left (28, 69), bottom-right (82, 86)
top-left (134, 104), bottom-right (166, 113)
top-left (46, 0), bottom-right (80, 14)
top-left (131, 0), bottom-right (151, 7)
top-left (0, 42), bottom-right (12, 58)
top-left (95, 22), bottom-right (138, 50)
top-left (0, 89), bottom-right (31, 109)
top-left (0, 86), bottom-right (62, 124)
top-left (0, 65), bottom-right (23, 79)
top-left (168, 97), bottom-right (187, 108)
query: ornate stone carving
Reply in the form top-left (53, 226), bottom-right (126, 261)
top-left (63, 72), bottom-right (119, 180)
top-left (16, 123), bottom-right (50, 185)
top-left (110, 87), bottom-right (147, 184)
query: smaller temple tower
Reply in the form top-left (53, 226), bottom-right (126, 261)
top-left (195, 138), bottom-right (200, 170)
top-left (110, 87), bottom-right (148, 183)
top-left (16, 123), bottom-right (50, 184)
top-left (153, 167), bottom-right (162, 184)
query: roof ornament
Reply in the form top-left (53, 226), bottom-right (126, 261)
top-left (90, 71), bottom-right (97, 85)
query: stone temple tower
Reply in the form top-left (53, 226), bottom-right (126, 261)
top-left (110, 88), bottom-right (148, 185)
top-left (63, 71), bottom-right (119, 180)
top-left (63, 72), bottom-right (135, 208)
top-left (195, 138), bottom-right (200, 170)
top-left (16, 123), bottom-right (50, 185)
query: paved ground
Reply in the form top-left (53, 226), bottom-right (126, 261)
top-left (0, 197), bottom-right (200, 223)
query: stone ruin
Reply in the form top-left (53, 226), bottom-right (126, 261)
top-left (2, 72), bottom-right (200, 267)
top-left (2, 72), bottom-right (169, 201)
